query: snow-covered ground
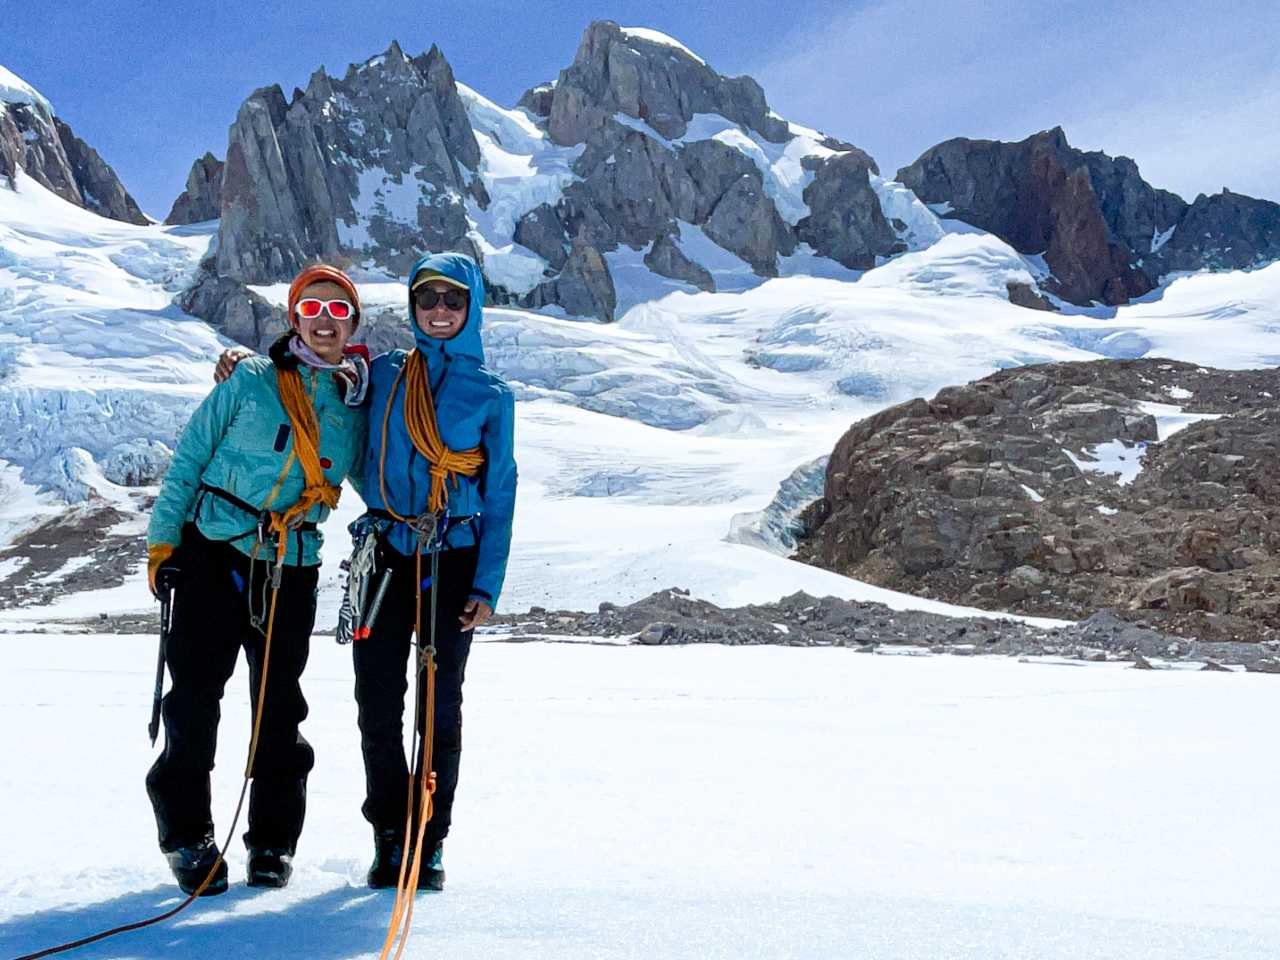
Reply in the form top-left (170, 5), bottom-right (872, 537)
top-left (0, 636), bottom-right (1277, 959)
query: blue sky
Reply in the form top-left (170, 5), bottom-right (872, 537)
top-left (6, 0), bottom-right (1277, 218)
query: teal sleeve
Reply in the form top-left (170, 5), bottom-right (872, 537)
top-left (345, 406), bottom-right (371, 505)
top-left (146, 368), bottom-right (243, 549)
top-left (470, 388), bottom-right (517, 608)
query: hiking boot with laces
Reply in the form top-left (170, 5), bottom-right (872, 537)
top-left (164, 837), bottom-right (228, 896)
top-left (246, 848), bottom-right (293, 888)
top-left (367, 830), bottom-right (445, 890)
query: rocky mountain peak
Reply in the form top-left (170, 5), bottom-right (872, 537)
top-left (547, 20), bottom-right (788, 146)
top-left (213, 41), bottom-right (484, 285)
top-left (0, 64), bottom-right (146, 224)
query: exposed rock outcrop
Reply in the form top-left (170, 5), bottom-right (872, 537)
top-left (897, 129), bottom-right (1155, 305)
top-left (796, 359), bottom-right (1280, 643)
top-left (177, 269), bottom-right (285, 350)
top-left (165, 152), bottom-right (223, 225)
top-left (898, 127), bottom-right (1280, 305)
top-left (169, 24), bottom-right (890, 320)
top-left (797, 152), bottom-right (898, 269)
top-left (503, 21), bottom-right (886, 312)
top-left (525, 240), bottom-right (617, 322)
top-left (491, 588), bottom-right (1278, 670)
top-left (0, 81), bottom-right (146, 224)
top-left (644, 229), bottom-right (714, 291)
top-left (1149, 189), bottom-right (1280, 274)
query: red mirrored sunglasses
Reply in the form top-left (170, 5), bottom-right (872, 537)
top-left (295, 298), bottom-right (355, 321)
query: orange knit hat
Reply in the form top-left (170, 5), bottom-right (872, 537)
top-left (287, 264), bottom-right (362, 329)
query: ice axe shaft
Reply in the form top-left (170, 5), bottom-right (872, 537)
top-left (148, 589), bottom-right (171, 745)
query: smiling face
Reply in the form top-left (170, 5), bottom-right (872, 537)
top-left (293, 279), bottom-right (355, 363)
top-left (413, 279), bottom-right (469, 340)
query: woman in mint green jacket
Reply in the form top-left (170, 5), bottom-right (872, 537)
top-left (145, 264), bottom-right (367, 896)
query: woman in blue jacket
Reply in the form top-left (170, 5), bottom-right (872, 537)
top-left (147, 264), bottom-right (368, 895)
top-left (356, 252), bottom-right (517, 891)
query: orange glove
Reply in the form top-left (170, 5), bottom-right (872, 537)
top-left (148, 543), bottom-right (176, 597)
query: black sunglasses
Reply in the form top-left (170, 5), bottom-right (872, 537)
top-left (413, 287), bottom-right (469, 312)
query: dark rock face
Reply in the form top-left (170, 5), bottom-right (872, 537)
top-left (166, 152), bottom-right (224, 224)
top-left (897, 129), bottom-right (1155, 305)
top-left (797, 152), bottom-right (898, 269)
top-left (214, 42), bottom-right (483, 284)
top-left (0, 97), bottom-right (146, 224)
top-left (703, 173), bottom-right (796, 273)
top-left (517, 82), bottom-right (555, 117)
top-left (546, 21), bottom-right (788, 146)
top-left (898, 127), bottom-right (1280, 305)
top-left (1149, 189), bottom-right (1280, 274)
top-left (178, 270), bottom-right (285, 350)
top-left (1006, 281), bottom-right (1055, 311)
top-left (0, 100), bottom-right (80, 204)
top-left (526, 240), bottom-right (617, 321)
top-left (796, 359), bottom-right (1280, 644)
top-left (53, 119), bottom-right (148, 224)
top-left (644, 229), bottom-right (714, 291)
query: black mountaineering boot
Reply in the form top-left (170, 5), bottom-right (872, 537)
top-left (367, 828), bottom-right (404, 889)
top-left (246, 848), bottom-right (293, 888)
top-left (164, 837), bottom-right (228, 896)
top-left (419, 843), bottom-right (445, 891)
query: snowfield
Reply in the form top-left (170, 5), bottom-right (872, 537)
top-left (0, 636), bottom-right (1277, 959)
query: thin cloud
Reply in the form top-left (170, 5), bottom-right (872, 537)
top-left (752, 0), bottom-right (1280, 201)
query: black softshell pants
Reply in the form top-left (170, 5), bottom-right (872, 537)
top-left (353, 544), bottom-right (478, 853)
top-left (146, 525), bottom-right (318, 855)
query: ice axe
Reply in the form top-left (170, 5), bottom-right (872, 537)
top-left (148, 567), bottom-right (178, 746)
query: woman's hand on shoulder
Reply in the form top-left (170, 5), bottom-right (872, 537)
top-left (215, 346), bottom-right (256, 384)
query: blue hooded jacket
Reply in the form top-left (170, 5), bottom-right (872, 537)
top-left (361, 252), bottom-right (517, 608)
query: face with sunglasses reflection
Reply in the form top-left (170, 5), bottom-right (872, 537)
top-left (293, 280), bottom-right (356, 363)
top-left (412, 280), bottom-right (470, 340)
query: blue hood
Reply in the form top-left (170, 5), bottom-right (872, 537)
top-left (407, 252), bottom-right (486, 364)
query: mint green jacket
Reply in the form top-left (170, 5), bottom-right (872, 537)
top-left (148, 355), bottom-right (367, 566)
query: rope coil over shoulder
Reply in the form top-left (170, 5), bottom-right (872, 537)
top-left (379, 350), bottom-right (483, 520)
